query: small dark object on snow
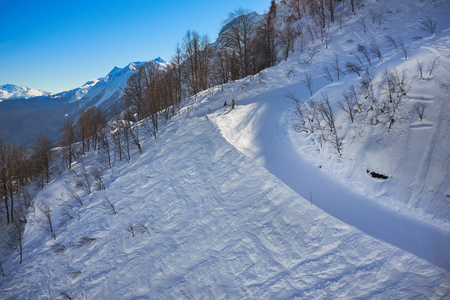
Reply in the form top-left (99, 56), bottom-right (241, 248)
top-left (367, 169), bottom-right (388, 179)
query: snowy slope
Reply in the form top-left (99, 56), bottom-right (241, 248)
top-left (0, 84), bottom-right (51, 101)
top-left (1, 93), bottom-right (449, 298)
top-left (279, 0), bottom-right (450, 225)
top-left (1, 0), bottom-right (450, 298)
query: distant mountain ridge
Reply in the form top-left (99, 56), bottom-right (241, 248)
top-left (0, 84), bottom-right (51, 101)
top-left (0, 57), bottom-right (168, 148)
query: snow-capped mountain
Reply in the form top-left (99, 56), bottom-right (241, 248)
top-left (0, 84), bottom-right (51, 101)
top-left (51, 57), bottom-right (169, 107)
top-left (0, 57), bottom-right (168, 148)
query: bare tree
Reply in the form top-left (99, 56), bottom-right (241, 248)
top-left (358, 18), bottom-right (367, 34)
top-left (212, 49), bottom-right (232, 85)
top-left (416, 60), bottom-right (424, 79)
top-left (285, 92), bottom-right (316, 134)
top-left (0, 143), bottom-right (13, 224)
top-left (33, 136), bottom-right (54, 188)
top-left (181, 30), bottom-right (211, 95)
top-left (91, 165), bottom-right (105, 191)
top-left (0, 143), bottom-right (29, 224)
top-left (370, 41), bottom-right (383, 60)
top-left (357, 44), bottom-right (372, 66)
top-left (338, 91), bottom-right (356, 123)
top-left (399, 39), bottom-right (408, 60)
top-left (0, 261), bottom-right (5, 276)
top-left (331, 53), bottom-right (345, 81)
top-left (323, 65), bottom-right (334, 82)
top-left (171, 44), bottom-right (184, 107)
top-left (370, 9), bottom-right (377, 24)
top-left (68, 188), bottom-right (83, 207)
top-left (5, 221), bottom-right (25, 264)
top-left (127, 224), bottom-right (135, 238)
top-left (355, 0), bottom-right (364, 10)
top-left (414, 101), bottom-right (430, 121)
top-left (379, 69), bottom-right (410, 129)
top-left (60, 292), bottom-right (72, 300)
top-left (221, 8), bottom-right (257, 78)
top-left (72, 163), bottom-right (91, 195)
top-left (346, 60), bottom-right (363, 76)
top-left (111, 114), bottom-right (124, 162)
top-left (326, 0), bottom-right (338, 24)
top-left (419, 17), bottom-right (437, 34)
top-left (318, 93), bottom-right (342, 154)
top-left (307, 46), bottom-right (319, 60)
top-left (38, 201), bottom-right (55, 240)
top-left (99, 129), bottom-right (112, 169)
top-left (306, 24), bottom-right (317, 44)
top-left (278, 21), bottom-right (301, 61)
top-left (102, 196), bottom-right (116, 215)
top-left (428, 58), bottom-right (440, 77)
top-left (59, 120), bottom-right (77, 170)
top-left (360, 69), bottom-right (376, 103)
top-left (124, 67), bottom-right (146, 121)
top-left (256, 0), bottom-right (278, 69)
top-left (303, 72), bottom-right (314, 96)
top-left (385, 35), bottom-right (398, 50)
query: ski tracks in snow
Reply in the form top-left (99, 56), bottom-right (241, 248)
top-left (210, 85), bottom-right (450, 275)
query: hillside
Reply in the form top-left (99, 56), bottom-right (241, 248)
top-left (1, 0), bottom-right (449, 298)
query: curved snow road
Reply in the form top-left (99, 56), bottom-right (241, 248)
top-left (212, 86), bottom-right (450, 271)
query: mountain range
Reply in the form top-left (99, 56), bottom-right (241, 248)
top-left (0, 84), bottom-right (51, 101)
top-left (0, 57), bottom-right (168, 148)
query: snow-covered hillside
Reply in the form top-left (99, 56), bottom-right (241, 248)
top-left (1, 0), bottom-right (449, 298)
top-left (0, 84), bottom-right (51, 101)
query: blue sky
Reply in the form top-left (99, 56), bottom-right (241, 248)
top-left (0, 0), bottom-right (269, 93)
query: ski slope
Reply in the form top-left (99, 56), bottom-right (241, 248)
top-left (1, 0), bottom-right (450, 298)
top-left (1, 84), bottom-right (449, 298)
top-left (210, 83), bottom-right (450, 272)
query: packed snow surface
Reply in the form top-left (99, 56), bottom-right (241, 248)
top-left (1, 0), bottom-right (450, 298)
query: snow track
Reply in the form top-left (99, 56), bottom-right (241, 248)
top-left (211, 86), bottom-right (450, 272)
top-left (2, 0), bottom-right (450, 297)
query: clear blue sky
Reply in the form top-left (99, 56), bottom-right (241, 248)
top-left (0, 0), bottom-right (270, 93)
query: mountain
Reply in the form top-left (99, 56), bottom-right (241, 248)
top-left (0, 58), bottom-right (168, 148)
top-left (0, 84), bottom-right (51, 101)
top-left (49, 61), bottom-right (146, 105)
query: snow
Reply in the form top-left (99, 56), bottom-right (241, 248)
top-left (47, 57), bottom-right (168, 106)
top-left (1, 105), bottom-right (448, 298)
top-left (0, 84), bottom-right (51, 100)
top-left (1, 0), bottom-right (450, 298)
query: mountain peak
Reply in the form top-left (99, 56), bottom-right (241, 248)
top-left (0, 84), bottom-right (51, 100)
top-left (153, 56), bottom-right (167, 64)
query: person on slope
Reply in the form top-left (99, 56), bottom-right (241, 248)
top-left (224, 101), bottom-right (227, 111)
top-left (231, 99), bottom-right (235, 109)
